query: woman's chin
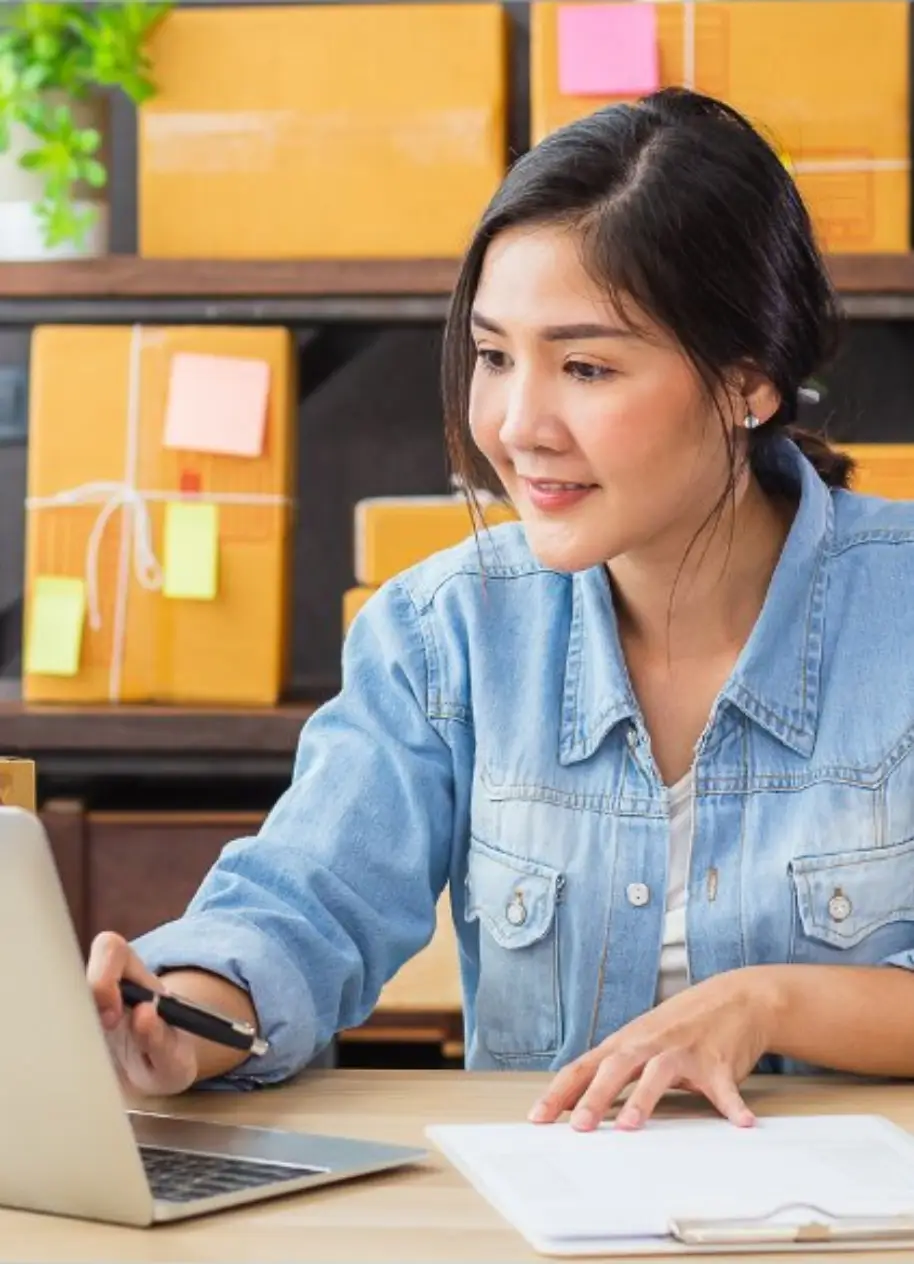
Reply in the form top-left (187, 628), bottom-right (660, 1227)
top-left (520, 520), bottom-right (613, 574)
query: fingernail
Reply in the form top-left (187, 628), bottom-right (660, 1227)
top-left (738, 1109), bottom-right (756, 1127)
top-left (528, 1102), bottom-right (550, 1123)
top-left (615, 1105), bottom-right (643, 1130)
top-left (570, 1106), bottom-right (598, 1131)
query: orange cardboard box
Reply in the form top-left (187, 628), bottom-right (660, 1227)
top-left (343, 586), bottom-right (375, 634)
top-left (843, 444), bottom-right (914, 500)
top-left (376, 889), bottom-right (462, 1017)
top-left (139, 3), bottom-right (507, 259)
top-left (23, 326), bottom-right (296, 706)
top-left (0, 758), bottom-right (35, 812)
top-left (354, 495), bottom-right (518, 586)
top-left (531, 1), bottom-right (909, 253)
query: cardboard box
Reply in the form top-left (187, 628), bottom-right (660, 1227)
top-left (343, 586), bottom-right (375, 634)
top-left (139, 3), bottom-right (507, 259)
top-left (0, 758), bottom-right (35, 811)
top-left (531, 2), bottom-right (909, 253)
top-left (23, 325), bottom-right (296, 706)
top-left (843, 445), bottom-right (914, 500)
top-left (354, 496), bottom-right (517, 586)
top-left (376, 890), bottom-right (462, 1015)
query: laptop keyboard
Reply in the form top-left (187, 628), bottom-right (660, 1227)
top-left (140, 1144), bottom-right (324, 1203)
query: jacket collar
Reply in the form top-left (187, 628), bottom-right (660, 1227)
top-left (559, 438), bottom-right (832, 765)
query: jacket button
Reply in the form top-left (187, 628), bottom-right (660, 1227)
top-left (828, 889), bottom-right (852, 922)
top-left (505, 892), bottom-right (527, 926)
top-left (626, 882), bottom-right (650, 907)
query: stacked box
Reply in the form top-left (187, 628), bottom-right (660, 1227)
top-left (344, 495), bottom-right (517, 632)
top-left (139, 3), bottom-right (508, 259)
top-left (531, 1), bottom-right (910, 253)
top-left (23, 325), bottom-right (296, 705)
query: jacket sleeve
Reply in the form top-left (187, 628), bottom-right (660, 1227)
top-left (132, 578), bottom-right (455, 1087)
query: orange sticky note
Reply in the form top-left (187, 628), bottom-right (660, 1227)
top-left (25, 576), bottom-right (86, 676)
top-left (163, 352), bottom-right (270, 458)
top-left (558, 3), bottom-right (659, 97)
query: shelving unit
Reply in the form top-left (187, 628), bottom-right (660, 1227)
top-left (2, 253), bottom-right (914, 323)
top-left (0, 257), bottom-right (459, 323)
top-left (3, 249), bottom-right (913, 771)
top-left (0, 700), bottom-right (314, 755)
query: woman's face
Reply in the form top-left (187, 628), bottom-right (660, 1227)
top-left (469, 223), bottom-right (745, 574)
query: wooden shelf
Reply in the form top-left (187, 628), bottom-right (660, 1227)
top-left (2, 254), bottom-right (914, 324)
top-left (0, 699), bottom-right (316, 756)
top-left (2, 253), bottom-right (914, 296)
top-left (0, 256), bottom-right (461, 299)
top-left (826, 254), bottom-right (914, 294)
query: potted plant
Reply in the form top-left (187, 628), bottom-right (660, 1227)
top-left (0, 2), bottom-right (171, 261)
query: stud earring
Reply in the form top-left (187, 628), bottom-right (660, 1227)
top-left (743, 411), bottom-right (761, 430)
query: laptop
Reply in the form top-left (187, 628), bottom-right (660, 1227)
top-left (0, 805), bottom-right (427, 1226)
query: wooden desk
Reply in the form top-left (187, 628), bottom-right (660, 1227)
top-left (2, 1069), bottom-right (914, 1262)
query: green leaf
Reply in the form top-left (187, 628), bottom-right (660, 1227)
top-left (81, 157), bottom-right (106, 188)
top-left (17, 148), bottom-right (46, 171)
top-left (1, 0), bottom-right (174, 250)
top-left (75, 126), bottom-right (100, 154)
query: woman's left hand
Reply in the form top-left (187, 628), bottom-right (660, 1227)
top-left (528, 966), bottom-right (780, 1132)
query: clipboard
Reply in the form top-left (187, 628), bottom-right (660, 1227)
top-left (427, 1114), bottom-right (914, 1256)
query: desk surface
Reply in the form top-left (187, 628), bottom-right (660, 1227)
top-left (3, 1068), bottom-right (914, 1262)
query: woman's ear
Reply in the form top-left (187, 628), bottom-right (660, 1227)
top-left (741, 371), bottom-right (781, 426)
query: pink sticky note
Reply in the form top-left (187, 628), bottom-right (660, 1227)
top-left (163, 352), bottom-right (271, 459)
top-left (558, 3), bottom-right (659, 97)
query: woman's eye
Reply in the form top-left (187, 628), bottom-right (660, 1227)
top-left (476, 347), bottom-right (510, 374)
top-left (566, 360), bottom-right (612, 382)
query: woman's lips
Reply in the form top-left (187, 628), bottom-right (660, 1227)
top-left (523, 478), bottom-right (597, 512)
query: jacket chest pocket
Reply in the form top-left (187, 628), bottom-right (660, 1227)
top-left (466, 836), bottom-right (563, 1061)
top-left (789, 838), bottom-right (914, 963)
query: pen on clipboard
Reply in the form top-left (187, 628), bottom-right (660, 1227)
top-left (118, 979), bottom-right (269, 1057)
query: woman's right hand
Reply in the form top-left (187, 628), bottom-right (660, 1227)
top-left (87, 931), bottom-right (200, 1096)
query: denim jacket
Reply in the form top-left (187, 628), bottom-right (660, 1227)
top-left (136, 438), bottom-right (914, 1085)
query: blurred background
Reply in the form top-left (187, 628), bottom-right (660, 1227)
top-left (1, 0), bottom-right (913, 1071)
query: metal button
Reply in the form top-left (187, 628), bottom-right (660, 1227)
top-left (828, 888), bottom-right (852, 923)
top-left (505, 892), bottom-right (527, 926)
top-left (626, 728), bottom-right (639, 749)
top-left (626, 882), bottom-right (650, 908)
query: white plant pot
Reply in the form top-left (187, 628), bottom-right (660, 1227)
top-left (0, 92), bottom-right (110, 261)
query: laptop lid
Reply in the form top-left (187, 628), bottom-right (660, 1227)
top-left (0, 807), bottom-right (155, 1226)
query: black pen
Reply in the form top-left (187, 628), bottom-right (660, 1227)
top-left (119, 979), bottom-right (269, 1057)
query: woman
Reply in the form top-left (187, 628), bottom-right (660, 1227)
top-left (89, 88), bottom-right (914, 1131)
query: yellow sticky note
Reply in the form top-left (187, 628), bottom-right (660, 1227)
top-left (25, 576), bottom-right (86, 676)
top-left (163, 502), bottom-right (219, 600)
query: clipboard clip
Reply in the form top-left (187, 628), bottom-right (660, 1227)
top-left (670, 1203), bottom-right (914, 1246)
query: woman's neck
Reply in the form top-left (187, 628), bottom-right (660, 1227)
top-left (608, 471), bottom-right (795, 665)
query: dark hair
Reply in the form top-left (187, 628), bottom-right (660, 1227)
top-left (442, 87), bottom-right (852, 516)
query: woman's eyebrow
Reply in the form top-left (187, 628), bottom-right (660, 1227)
top-left (471, 309), bottom-right (636, 341)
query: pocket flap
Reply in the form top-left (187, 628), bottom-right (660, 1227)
top-left (466, 838), bottom-right (560, 950)
top-left (789, 838), bottom-right (914, 949)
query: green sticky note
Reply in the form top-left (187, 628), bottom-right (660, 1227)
top-left (26, 576), bottom-right (86, 676)
top-left (163, 502), bottom-right (219, 600)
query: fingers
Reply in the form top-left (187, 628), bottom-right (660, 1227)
top-left (612, 1056), bottom-right (754, 1130)
top-left (86, 930), bottom-right (162, 1031)
top-left (615, 1052), bottom-right (680, 1129)
top-left (104, 998), bottom-right (198, 1097)
top-left (569, 1052), bottom-right (641, 1131)
top-left (528, 1055), bottom-right (600, 1123)
top-left (529, 1047), bottom-right (755, 1134)
top-left (701, 1068), bottom-right (756, 1128)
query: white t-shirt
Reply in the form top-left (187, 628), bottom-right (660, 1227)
top-left (655, 770), bottom-right (693, 1005)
